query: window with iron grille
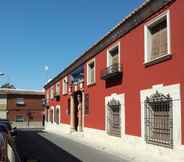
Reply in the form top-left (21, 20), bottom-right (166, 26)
top-left (107, 98), bottom-right (121, 137)
top-left (85, 93), bottom-right (89, 115)
top-left (144, 11), bottom-right (170, 63)
top-left (54, 107), bottom-right (60, 124)
top-left (144, 91), bottom-right (173, 148)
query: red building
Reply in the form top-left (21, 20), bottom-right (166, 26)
top-left (0, 88), bottom-right (45, 128)
top-left (44, 0), bottom-right (184, 151)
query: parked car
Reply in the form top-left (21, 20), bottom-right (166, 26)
top-left (0, 119), bottom-right (17, 137)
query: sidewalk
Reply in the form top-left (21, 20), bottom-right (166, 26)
top-left (45, 126), bottom-right (184, 162)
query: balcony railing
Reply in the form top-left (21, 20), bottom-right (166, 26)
top-left (54, 93), bottom-right (60, 101)
top-left (101, 63), bottom-right (123, 80)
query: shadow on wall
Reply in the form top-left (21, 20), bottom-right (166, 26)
top-left (105, 75), bottom-right (123, 88)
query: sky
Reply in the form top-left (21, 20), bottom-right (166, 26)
top-left (0, 0), bottom-right (143, 90)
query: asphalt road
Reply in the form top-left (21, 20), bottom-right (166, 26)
top-left (15, 130), bottom-right (128, 162)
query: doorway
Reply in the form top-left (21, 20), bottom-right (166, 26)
top-left (73, 91), bottom-right (82, 131)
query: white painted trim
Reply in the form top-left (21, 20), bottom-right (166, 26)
top-left (56, 82), bottom-right (60, 95)
top-left (51, 106), bottom-right (54, 123)
top-left (62, 76), bottom-right (68, 95)
top-left (144, 10), bottom-right (171, 63)
top-left (105, 93), bottom-right (125, 137)
top-left (140, 84), bottom-right (182, 147)
top-left (56, 105), bottom-right (61, 124)
top-left (107, 42), bottom-right (121, 67)
top-left (87, 58), bottom-right (96, 86)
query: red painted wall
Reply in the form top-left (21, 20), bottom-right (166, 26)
top-left (46, 0), bottom-right (184, 144)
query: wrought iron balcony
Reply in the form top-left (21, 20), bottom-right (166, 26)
top-left (42, 99), bottom-right (49, 109)
top-left (101, 64), bottom-right (123, 80)
top-left (54, 93), bottom-right (60, 101)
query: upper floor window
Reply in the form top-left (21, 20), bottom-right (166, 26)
top-left (50, 86), bottom-right (54, 99)
top-left (144, 11), bottom-right (171, 63)
top-left (107, 42), bottom-right (120, 67)
top-left (62, 76), bottom-right (68, 95)
top-left (46, 90), bottom-right (49, 100)
top-left (16, 98), bottom-right (25, 105)
top-left (87, 58), bottom-right (96, 86)
top-left (55, 82), bottom-right (60, 96)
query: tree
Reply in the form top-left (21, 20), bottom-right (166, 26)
top-left (0, 83), bottom-right (16, 89)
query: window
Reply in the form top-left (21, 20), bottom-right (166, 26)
top-left (50, 109), bottom-right (53, 123)
top-left (67, 98), bottom-right (70, 115)
top-left (46, 90), bottom-right (49, 100)
top-left (145, 91), bottom-right (173, 148)
top-left (16, 115), bottom-right (24, 122)
top-left (62, 76), bottom-right (68, 95)
top-left (56, 82), bottom-right (60, 96)
top-left (87, 59), bottom-right (96, 85)
top-left (54, 106), bottom-right (60, 124)
top-left (16, 98), bottom-right (24, 105)
top-left (50, 86), bottom-right (54, 99)
top-left (107, 43), bottom-right (120, 67)
top-left (144, 11), bottom-right (171, 63)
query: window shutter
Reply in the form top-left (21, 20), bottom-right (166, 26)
top-left (151, 19), bottom-right (167, 60)
top-left (85, 93), bottom-right (89, 115)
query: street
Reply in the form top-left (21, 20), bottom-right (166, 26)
top-left (15, 130), bottom-right (128, 162)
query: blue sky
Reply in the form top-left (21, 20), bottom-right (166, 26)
top-left (0, 0), bottom-right (143, 90)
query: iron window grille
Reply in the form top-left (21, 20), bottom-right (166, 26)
top-left (107, 98), bottom-right (121, 137)
top-left (144, 91), bottom-right (173, 148)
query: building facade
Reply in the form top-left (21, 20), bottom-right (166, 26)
top-left (0, 88), bottom-right (45, 128)
top-left (44, 0), bottom-right (184, 152)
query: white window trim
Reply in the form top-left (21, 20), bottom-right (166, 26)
top-left (50, 106), bottom-right (54, 123)
top-left (105, 93), bottom-right (125, 138)
top-left (62, 76), bottom-right (68, 95)
top-left (140, 84), bottom-right (181, 147)
top-left (107, 42), bottom-right (121, 67)
top-left (50, 86), bottom-right (54, 99)
top-left (55, 105), bottom-right (61, 124)
top-left (87, 58), bottom-right (96, 86)
top-left (56, 82), bottom-right (60, 95)
top-left (144, 10), bottom-right (171, 64)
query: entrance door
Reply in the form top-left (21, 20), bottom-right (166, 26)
top-left (107, 98), bottom-right (121, 137)
top-left (73, 91), bottom-right (82, 131)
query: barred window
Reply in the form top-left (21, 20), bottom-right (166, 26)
top-left (145, 91), bottom-right (173, 148)
top-left (54, 107), bottom-right (60, 124)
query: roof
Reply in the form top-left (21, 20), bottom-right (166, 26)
top-left (44, 0), bottom-right (174, 89)
top-left (0, 88), bottom-right (44, 96)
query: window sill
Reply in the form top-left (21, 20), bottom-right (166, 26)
top-left (144, 54), bottom-right (172, 67)
top-left (87, 82), bottom-right (96, 87)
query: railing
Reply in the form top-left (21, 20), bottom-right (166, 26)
top-left (101, 63), bottom-right (123, 80)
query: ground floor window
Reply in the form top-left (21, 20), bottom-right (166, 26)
top-left (16, 115), bottom-right (24, 122)
top-left (54, 107), bottom-right (60, 124)
top-left (50, 109), bottom-right (53, 123)
top-left (145, 91), bottom-right (173, 148)
top-left (107, 98), bottom-right (121, 137)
